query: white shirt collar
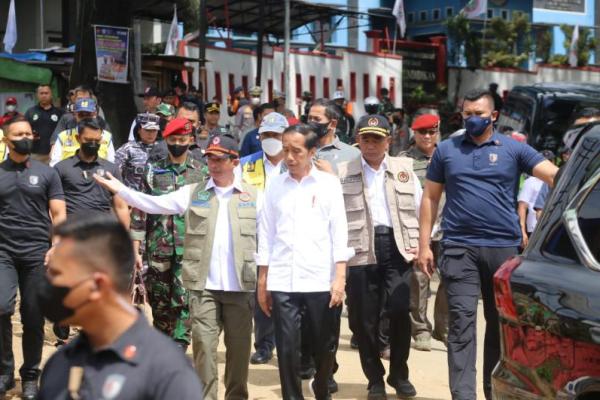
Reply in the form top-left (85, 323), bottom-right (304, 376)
top-left (361, 156), bottom-right (388, 173)
top-left (283, 164), bottom-right (318, 183)
top-left (263, 154), bottom-right (283, 169)
top-left (204, 176), bottom-right (244, 193)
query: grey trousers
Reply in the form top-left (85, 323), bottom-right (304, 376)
top-left (438, 244), bottom-right (517, 400)
top-left (189, 289), bottom-right (254, 400)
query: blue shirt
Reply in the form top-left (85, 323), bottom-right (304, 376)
top-left (240, 127), bottom-right (261, 158)
top-left (427, 132), bottom-right (545, 247)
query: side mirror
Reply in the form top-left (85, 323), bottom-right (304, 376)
top-left (562, 169), bottom-right (600, 272)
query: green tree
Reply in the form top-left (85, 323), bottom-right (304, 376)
top-left (481, 14), bottom-right (532, 68)
top-left (536, 28), bottom-right (552, 63)
top-left (559, 24), bottom-right (596, 66)
top-left (446, 14), bottom-right (481, 68)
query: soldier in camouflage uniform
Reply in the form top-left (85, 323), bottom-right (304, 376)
top-left (115, 113), bottom-right (160, 190)
top-left (400, 113), bottom-right (448, 351)
top-left (130, 118), bottom-right (207, 349)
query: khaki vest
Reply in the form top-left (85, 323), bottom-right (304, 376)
top-left (338, 156), bottom-right (420, 267)
top-left (182, 181), bottom-right (258, 291)
top-left (58, 128), bottom-right (112, 161)
top-left (0, 130), bottom-right (6, 161)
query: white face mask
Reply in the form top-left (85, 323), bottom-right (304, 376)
top-left (250, 97), bottom-right (261, 106)
top-left (6, 105), bottom-right (16, 112)
top-left (261, 137), bottom-right (283, 157)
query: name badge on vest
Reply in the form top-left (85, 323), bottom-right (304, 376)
top-left (341, 175), bottom-right (361, 184)
top-left (238, 201), bottom-right (256, 208)
top-left (191, 200), bottom-right (210, 208)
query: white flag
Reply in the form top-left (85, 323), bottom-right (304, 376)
top-left (568, 25), bottom-right (579, 67)
top-left (3, 0), bottom-right (17, 54)
top-left (392, 0), bottom-right (406, 38)
top-left (164, 4), bottom-right (180, 56)
top-left (461, 0), bottom-right (488, 19)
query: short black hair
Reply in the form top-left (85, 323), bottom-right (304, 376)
top-left (254, 102), bottom-right (275, 121)
top-left (380, 87), bottom-right (389, 96)
top-left (74, 85), bottom-right (94, 96)
top-left (178, 101), bottom-right (200, 116)
top-left (53, 214), bottom-right (134, 294)
top-left (37, 84), bottom-right (52, 90)
top-left (311, 98), bottom-right (340, 121)
top-left (463, 89), bottom-right (495, 110)
top-left (283, 123), bottom-right (319, 150)
top-left (77, 118), bottom-right (102, 135)
top-left (2, 114), bottom-right (29, 131)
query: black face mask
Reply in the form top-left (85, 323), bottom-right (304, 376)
top-left (80, 142), bottom-right (100, 158)
top-left (308, 121), bottom-right (330, 138)
top-left (10, 138), bottom-right (33, 155)
top-left (167, 143), bottom-right (189, 158)
top-left (37, 275), bottom-right (92, 324)
top-left (392, 117), bottom-right (403, 125)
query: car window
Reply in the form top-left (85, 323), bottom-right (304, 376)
top-left (498, 94), bottom-right (533, 135)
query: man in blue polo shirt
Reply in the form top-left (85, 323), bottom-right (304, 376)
top-left (417, 89), bottom-right (558, 400)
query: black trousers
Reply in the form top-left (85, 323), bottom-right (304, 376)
top-left (253, 291), bottom-right (275, 353)
top-left (346, 232), bottom-right (412, 387)
top-left (439, 244), bottom-right (517, 400)
top-left (272, 291), bottom-right (341, 400)
top-left (0, 251), bottom-right (45, 380)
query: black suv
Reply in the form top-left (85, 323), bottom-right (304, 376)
top-left (497, 83), bottom-right (600, 151)
top-left (492, 123), bottom-right (600, 399)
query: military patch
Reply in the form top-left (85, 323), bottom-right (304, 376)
top-left (102, 374), bottom-right (126, 399)
top-left (51, 114), bottom-right (58, 122)
top-left (196, 191), bottom-right (211, 201)
top-left (368, 117), bottom-right (379, 127)
top-left (238, 201), bottom-right (256, 208)
top-left (341, 175), bottom-right (361, 184)
top-left (397, 171), bottom-right (410, 183)
top-left (32, 114), bottom-right (39, 121)
top-left (239, 192), bottom-right (251, 202)
top-left (191, 200), bottom-right (210, 208)
top-left (29, 175), bottom-right (39, 185)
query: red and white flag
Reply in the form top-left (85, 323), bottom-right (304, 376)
top-left (392, 0), bottom-right (406, 38)
top-left (164, 4), bottom-right (180, 56)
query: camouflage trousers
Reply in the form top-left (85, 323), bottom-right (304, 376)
top-left (145, 256), bottom-right (191, 345)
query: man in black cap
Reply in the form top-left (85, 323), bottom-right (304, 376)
top-left (338, 115), bottom-right (422, 399)
top-left (200, 102), bottom-right (223, 140)
top-left (128, 87), bottom-right (162, 142)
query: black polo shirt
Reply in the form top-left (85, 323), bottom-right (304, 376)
top-left (38, 315), bottom-right (203, 400)
top-left (25, 104), bottom-right (65, 155)
top-left (54, 154), bottom-right (122, 215)
top-left (0, 158), bottom-right (64, 259)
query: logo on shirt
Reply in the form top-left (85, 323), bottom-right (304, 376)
top-left (397, 171), bottom-right (409, 183)
top-left (96, 168), bottom-right (106, 177)
top-left (196, 191), bottom-right (211, 201)
top-left (51, 114), bottom-right (58, 122)
top-left (102, 374), bottom-right (126, 399)
top-left (32, 114), bottom-right (39, 121)
top-left (29, 175), bottom-right (39, 186)
top-left (489, 153), bottom-right (498, 165)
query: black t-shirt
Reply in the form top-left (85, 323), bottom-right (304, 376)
top-left (54, 154), bottom-right (121, 216)
top-left (0, 158), bottom-right (64, 259)
top-left (25, 104), bottom-right (65, 155)
top-left (39, 315), bottom-right (203, 400)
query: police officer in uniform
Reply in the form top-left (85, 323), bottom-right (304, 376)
top-left (339, 115), bottom-right (421, 399)
top-left (400, 114), bottom-right (448, 351)
top-left (0, 116), bottom-right (67, 399)
top-left (418, 89), bottom-right (558, 400)
top-left (115, 113), bottom-right (161, 191)
top-left (130, 118), bottom-right (206, 351)
top-left (95, 135), bottom-right (258, 400)
top-left (37, 215), bottom-right (203, 400)
top-left (50, 98), bottom-right (115, 167)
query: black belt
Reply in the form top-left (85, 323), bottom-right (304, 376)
top-left (374, 225), bottom-right (393, 235)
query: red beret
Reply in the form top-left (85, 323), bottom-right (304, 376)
top-left (162, 117), bottom-right (194, 138)
top-left (411, 114), bottom-right (440, 131)
top-left (5, 97), bottom-right (17, 105)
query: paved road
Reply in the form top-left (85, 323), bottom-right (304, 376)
top-left (8, 281), bottom-right (487, 399)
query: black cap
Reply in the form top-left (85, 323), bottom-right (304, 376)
top-left (138, 86), bottom-right (160, 97)
top-left (204, 135), bottom-right (239, 158)
top-left (205, 102), bottom-right (221, 113)
top-left (356, 115), bottom-right (391, 137)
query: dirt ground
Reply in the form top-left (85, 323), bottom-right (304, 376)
top-left (7, 281), bottom-right (486, 399)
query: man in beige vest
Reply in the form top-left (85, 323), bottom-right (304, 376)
top-left (338, 115), bottom-right (422, 400)
top-left (95, 135), bottom-right (257, 400)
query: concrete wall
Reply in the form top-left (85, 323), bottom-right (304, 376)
top-left (186, 45), bottom-right (402, 122)
top-left (448, 65), bottom-right (600, 101)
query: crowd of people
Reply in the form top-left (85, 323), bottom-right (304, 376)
top-left (0, 80), bottom-right (574, 400)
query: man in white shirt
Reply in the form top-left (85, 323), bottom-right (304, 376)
top-left (338, 115), bottom-right (421, 399)
top-left (256, 124), bottom-right (351, 400)
top-left (94, 135), bottom-right (257, 400)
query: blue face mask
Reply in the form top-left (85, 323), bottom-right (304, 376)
top-left (464, 116), bottom-right (492, 137)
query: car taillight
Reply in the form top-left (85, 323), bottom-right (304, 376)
top-left (494, 256), bottom-right (521, 322)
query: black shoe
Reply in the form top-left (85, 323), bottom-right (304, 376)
top-left (21, 380), bottom-right (38, 400)
top-left (328, 376), bottom-right (338, 394)
top-left (309, 378), bottom-right (332, 400)
top-left (0, 375), bottom-right (14, 394)
top-left (386, 377), bottom-right (416, 398)
top-left (250, 349), bottom-right (273, 364)
top-left (367, 381), bottom-right (387, 400)
top-left (299, 366), bottom-right (316, 380)
top-left (350, 334), bottom-right (359, 349)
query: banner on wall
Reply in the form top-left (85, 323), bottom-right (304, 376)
top-left (93, 25), bottom-right (130, 83)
